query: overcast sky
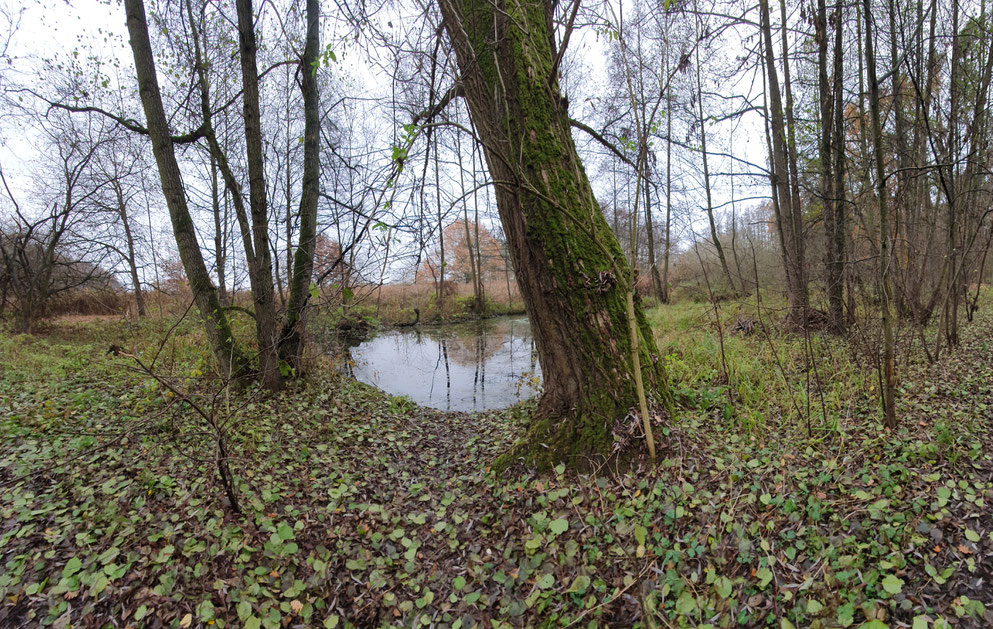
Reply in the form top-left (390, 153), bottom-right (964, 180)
top-left (1, 0), bottom-right (774, 284)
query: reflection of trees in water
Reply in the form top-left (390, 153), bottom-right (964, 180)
top-left (443, 327), bottom-right (501, 366)
top-left (340, 317), bottom-right (541, 411)
top-left (409, 318), bottom-right (539, 410)
top-left (418, 319), bottom-right (516, 367)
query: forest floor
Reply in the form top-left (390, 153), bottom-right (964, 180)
top-left (1, 296), bottom-right (991, 628)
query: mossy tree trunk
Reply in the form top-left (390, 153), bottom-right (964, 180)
top-left (438, 0), bottom-right (672, 468)
top-left (125, 0), bottom-right (246, 379)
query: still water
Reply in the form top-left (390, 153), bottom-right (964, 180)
top-left (343, 316), bottom-right (542, 412)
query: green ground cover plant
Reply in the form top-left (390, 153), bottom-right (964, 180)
top-left (1, 299), bottom-right (991, 628)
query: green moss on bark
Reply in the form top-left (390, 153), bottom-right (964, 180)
top-left (442, 0), bottom-right (673, 470)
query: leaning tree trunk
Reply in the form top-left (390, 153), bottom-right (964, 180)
top-left (124, 0), bottom-right (246, 379)
top-left (438, 0), bottom-right (672, 469)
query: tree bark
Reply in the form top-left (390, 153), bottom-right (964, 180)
top-left (644, 178), bottom-right (664, 301)
top-left (695, 35), bottom-right (736, 295)
top-left (863, 0), bottom-right (898, 428)
top-left (113, 179), bottom-right (146, 317)
top-left (760, 0), bottom-right (807, 326)
top-left (438, 0), bottom-right (672, 469)
top-left (818, 0), bottom-right (843, 332)
top-left (235, 0), bottom-right (282, 390)
top-left (831, 0), bottom-right (847, 331)
top-left (662, 79), bottom-right (673, 304)
top-left (279, 0), bottom-right (321, 371)
top-left (209, 153), bottom-right (227, 307)
top-left (124, 0), bottom-right (246, 378)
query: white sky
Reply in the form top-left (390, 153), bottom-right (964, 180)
top-left (1, 0), bottom-right (774, 284)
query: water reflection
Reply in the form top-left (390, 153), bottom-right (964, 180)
top-left (344, 317), bottom-right (541, 411)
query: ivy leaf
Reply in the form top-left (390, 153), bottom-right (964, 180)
top-left (675, 591), bottom-right (697, 615)
top-left (197, 599), bottom-right (215, 622)
top-left (756, 567), bottom-right (773, 589)
top-left (238, 600), bottom-right (252, 621)
top-left (714, 576), bottom-right (732, 599)
top-left (881, 574), bottom-right (904, 595)
top-left (634, 524), bottom-right (647, 546)
top-left (837, 603), bottom-right (855, 627)
top-left (548, 518), bottom-right (569, 536)
top-left (567, 574), bottom-right (591, 594)
top-left (936, 486), bottom-right (951, 506)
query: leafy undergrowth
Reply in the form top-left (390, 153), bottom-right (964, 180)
top-left (1, 306), bottom-right (992, 628)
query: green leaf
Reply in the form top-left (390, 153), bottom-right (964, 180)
top-left (197, 599), bottom-right (215, 621)
top-left (714, 576), bottom-right (732, 599)
top-left (238, 600), bottom-right (253, 621)
top-left (837, 603), bottom-right (855, 627)
top-left (807, 599), bottom-right (824, 615)
top-left (277, 524), bottom-right (295, 540)
top-left (881, 574), bottom-right (904, 595)
top-left (567, 575), bottom-right (591, 594)
top-left (62, 557), bottom-right (82, 579)
top-left (675, 591), bottom-right (697, 615)
top-left (548, 518), bottom-right (569, 536)
top-left (965, 528), bottom-right (980, 542)
top-left (912, 616), bottom-right (928, 629)
top-left (756, 567), bottom-right (773, 589)
top-left (634, 524), bottom-right (647, 546)
top-left (97, 547), bottom-right (119, 565)
top-left (936, 486), bottom-right (951, 506)
top-left (859, 620), bottom-right (889, 629)
top-left (536, 573), bottom-right (555, 589)
top-left (453, 576), bottom-right (466, 591)
top-left (245, 616), bottom-right (262, 629)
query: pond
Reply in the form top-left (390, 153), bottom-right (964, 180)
top-left (342, 316), bottom-right (542, 412)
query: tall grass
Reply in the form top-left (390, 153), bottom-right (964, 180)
top-left (649, 297), bottom-right (868, 438)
